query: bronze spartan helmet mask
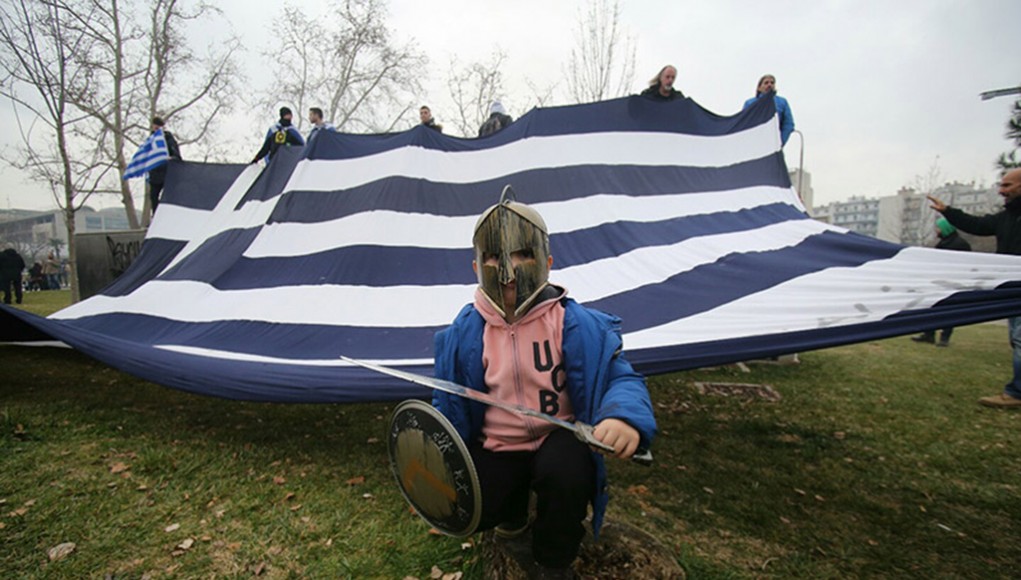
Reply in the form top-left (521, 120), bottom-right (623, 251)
top-left (472, 186), bottom-right (551, 320)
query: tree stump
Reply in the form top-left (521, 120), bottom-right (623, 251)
top-left (481, 519), bottom-right (685, 579)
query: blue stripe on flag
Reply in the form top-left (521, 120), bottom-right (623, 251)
top-left (159, 202), bottom-right (804, 288)
top-left (270, 155), bottom-right (793, 224)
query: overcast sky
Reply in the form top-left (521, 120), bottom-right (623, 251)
top-left (1, 0), bottom-right (1019, 212)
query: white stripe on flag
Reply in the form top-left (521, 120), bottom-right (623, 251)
top-left (54, 218), bottom-right (843, 327)
top-left (240, 186), bottom-right (802, 258)
top-left (623, 247), bottom-right (1021, 349)
top-left (283, 123), bottom-right (781, 193)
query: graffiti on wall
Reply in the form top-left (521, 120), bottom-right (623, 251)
top-left (106, 235), bottom-right (142, 277)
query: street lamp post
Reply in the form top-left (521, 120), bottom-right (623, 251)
top-left (789, 129), bottom-right (806, 208)
top-left (979, 86), bottom-right (1021, 101)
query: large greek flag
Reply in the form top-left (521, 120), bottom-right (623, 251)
top-left (4, 96), bottom-right (1021, 402)
top-left (123, 129), bottom-right (169, 180)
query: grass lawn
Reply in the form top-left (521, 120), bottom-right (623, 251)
top-left (2, 290), bottom-right (1019, 578)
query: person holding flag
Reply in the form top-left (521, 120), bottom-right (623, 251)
top-left (123, 117), bottom-right (181, 214)
top-left (251, 107), bottom-right (305, 164)
top-left (743, 74), bottom-right (795, 147)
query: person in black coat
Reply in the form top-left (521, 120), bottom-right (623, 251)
top-left (251, 107), bottom-right (305, 164)
top-left (639, 65), bottom-right (684, 101)
top-left (419, 105), bottom-right (443, 133)
top-left (0, 247), bottom-right (26, 304)
top-left (147, 116), bottom-right (181, 213)
top-left (478, 101), bottom-right (513, 137)
top-left (910, 217), bottom-right (971, 346)
top-left (928, 168), bottom-right (1021, 408)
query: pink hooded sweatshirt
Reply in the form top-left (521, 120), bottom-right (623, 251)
top-left (474, 286), bottom-right (576, 452)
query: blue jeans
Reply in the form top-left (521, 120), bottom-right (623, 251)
top-left (1007, 317), bottom-right (1021, 399)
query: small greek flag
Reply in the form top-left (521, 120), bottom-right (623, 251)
top-left (123, 129), bottom-right (169, 180)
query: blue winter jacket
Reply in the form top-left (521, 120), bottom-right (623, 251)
top-left (744, 93), bottom-right (795, 146)
top-left (433, 297), bottom-right (657, 536)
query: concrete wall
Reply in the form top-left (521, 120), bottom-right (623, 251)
top-left (74, 230), bottom-right (146, 300)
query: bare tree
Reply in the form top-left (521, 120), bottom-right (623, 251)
top-left (137, 0), bottom-right (242, 223)
top-left (267, 0), bottom-right (426, 134)
top-left (564, 0), bottom-right (635, 104)
top-left (525, 78), bottom-right (558, 109)
top-left (903, 156), bottom-right (943, 246)
top-left (446, 51), bottom-right (507, 137)
top-left (997, 98), bottom-right (1021, 174)
top-left (61, 0), bottom-right (242, 228)
top-left (0, 0), bottom-right (115, 301)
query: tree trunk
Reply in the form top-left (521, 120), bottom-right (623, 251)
top-left (118, 178), bottom-right (141, 230)
top-left (64, 204), bottom-right (80, 304)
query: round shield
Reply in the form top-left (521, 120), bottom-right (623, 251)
top-left (387, 400), bottom-right (481, 537)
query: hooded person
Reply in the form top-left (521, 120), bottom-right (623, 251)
top-left (934, 217), bottom-right (971, 252)
top-left (251, 106), bottom-right (305, 164)
top-left (432, 185), bottom-right (656, 576)
top-left (478, 101), bottom-right (514, 137)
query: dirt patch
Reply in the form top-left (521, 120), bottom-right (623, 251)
top-left (482, 520), bottom-right (684, 579)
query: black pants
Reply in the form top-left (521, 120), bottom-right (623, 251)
top-left (920, 328), bottom-right (954, 343)
top-left (1, 273), bottom-right (22, 304)
top-left (150, 181), bottom-right (165, 213)
top-left (470, 429), bottom-right (595, 568)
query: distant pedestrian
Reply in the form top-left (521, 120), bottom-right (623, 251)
top-left (640, 65), bottom-right (684, 101)
top-left (42, 251), bottom-right (60, 290)
top-left (478, 101), bottom-right (513, 137)
top-left (28, 262), bottom-right (43, 291)
top-left (419, 105), bottom-right (443, 133)
top-left (743, 74), bottom-right (795, 146)
top-left (251, 106), bottom-right (305, 164)
top-left (0, 246), bottom-right (25, 304)
top-left (146, 116), bottom-right (181, 213)
top-left (928, 168), bottom-right (1021, 408)
top-left (910, 217), bottom-right (971, 346)
top-left (306, 107), bottom-right (336, 144)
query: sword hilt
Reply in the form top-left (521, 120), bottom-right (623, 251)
top-left (575, 423), bottom-right (654, 467)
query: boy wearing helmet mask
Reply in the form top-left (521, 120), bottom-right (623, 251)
top-left (433, 186), bottom-right (656, 577)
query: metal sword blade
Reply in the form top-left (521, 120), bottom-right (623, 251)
top-left (340, 356), bottom-right (582, 433)
top-left (340, 356), bottom-right (653, 465)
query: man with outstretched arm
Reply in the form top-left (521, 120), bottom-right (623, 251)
top-left (928, 168), bottom-right (1021, 408)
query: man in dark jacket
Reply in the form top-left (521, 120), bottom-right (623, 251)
top-left (147, 117), bottom-right (181, 213)
top-left (0, 247), bottom-right (26, 304)
top-left (639, 65), bottom-right (684, 101)
top-left (419, 105), bottom-right (443, 133)
top-left (928, 168), bottom-right (1021, 408)
top-left (251, 107), bottom-right (305, 164)
top-left (910, 217), bottom-right (971, 346)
